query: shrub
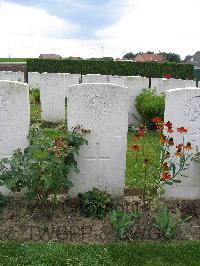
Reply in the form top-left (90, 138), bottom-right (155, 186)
top-left (27, 59), bottom-right (194, 79)
top-left (110, 209), bottom-right (141, 238)
top-left (78, 188), bottom-right (113, 219)
top-left (135, 89), bottom-right (165, 129)
top-left (0, 128), bottom-right (87, 204)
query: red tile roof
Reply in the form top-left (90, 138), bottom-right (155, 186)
top-left (134, 53), bottom-right (166, 62)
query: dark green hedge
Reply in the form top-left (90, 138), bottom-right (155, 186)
top-left (27, 59), bottom-right (194, 79)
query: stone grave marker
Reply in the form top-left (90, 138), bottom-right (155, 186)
top-left (124, 76), bottom-right (149, 125)
top-left (82, 74), bottom-right (109, 83)
top-left (0, 81), bottom-right (30, 194)
top-left (40, 73), bottom-right (65, 122)
top-left (0, 71), bottom-right (24, 83)
top-left (28, 72), bottom-right (41, 89)
top-left (163, 87), bottom-right (200, 199)
top-left (64, 73), bottom-right (81, 98)
top-left (67, 83), bottom-right (129, 197)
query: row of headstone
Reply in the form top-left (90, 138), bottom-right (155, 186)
top-left (0, 80), bottom-right (128, 197)
top-left (0, 80), bottom-right (200, 199)
top-left (151, 78), bottom-right (197, 94)
top-left (1, 71), bottom-right (199, 127)
top-left (0, 71), bottom-right (24, 83)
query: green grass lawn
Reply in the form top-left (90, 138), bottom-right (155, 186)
top-left (0, 58), bottom-right (30, 62)
top-left (126, 131), bottom-right (161, 192)
top-left (0, 241), bottom-right (200, 265)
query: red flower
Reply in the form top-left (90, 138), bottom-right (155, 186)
top-left (161, 172), bottom-right (171, 181)
top-left (131, 144), bottom-right (141, 151)
top-left (164, 74), bottom-right (172, 79)
top-left (177, 127), bottom-right (187, 133)
top-left (152, 117), bottom-right (162, 123)
top-left (165, 121), bottom-right (173, 127)
top-left (138, 130), bottom-right (145, 137)
top-left (167, 127), bottom-right (174, 133)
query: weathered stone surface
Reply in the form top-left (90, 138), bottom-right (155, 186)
top-left (82, 74), bottom-right (125, 86)
top-left (108, 75), bottom-right (125, 86)
top-left (151, 78), bottom-right (163, 94)
top-left (151, 78), bottom-right (197, 94)
top-left (163, 87), bottom-right (200, 199)
top-left (124, 76), bottom-right (149, 125)
top-left (0, 71), bottom-right (24, 83)
top-left (64, 73), bottom-right (81, 98)
top-left (0, 81), bottom-right (30, 159)
top-left (82, 74), bottom-right (109, 83)
top-left (40, 73), bottom-right (65, 122)
top-left (67, 83), bottom-right (129, 197)
top-left (28, 72), bottom-right (41, 89)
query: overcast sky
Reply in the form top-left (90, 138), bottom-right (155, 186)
top-left (0, 0), bottom-right (199, 59)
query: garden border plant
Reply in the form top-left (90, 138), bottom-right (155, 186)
top-left (130, 118), bottom-right (193, 201)
top-left (0, 125), bottom-right (89, 205)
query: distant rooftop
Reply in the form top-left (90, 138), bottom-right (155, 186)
top-left (39, 54), bottom-right (62, 59)
top-left (134, 53), bottom-right (166, 62)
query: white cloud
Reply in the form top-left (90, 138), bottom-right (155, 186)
top-left (0, 0), bottom-right (199, 58)
top-left (96, 0), bottom-right (200, 58)
top-left (0, 1), bottom-right (80, 57)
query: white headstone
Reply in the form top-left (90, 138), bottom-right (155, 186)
top-left (28, 72), bottom-right (41, 89)
top-left (152, 78), bottom-right (197, 94)
top-left (163, 87), bottom-right (200, 199)
top-left (0, 81), bottom-right (29, 160)
top-left (40, 73), bottom-right (65, 122)
top-left (0, 71), bottom-right (24, 83)
top-left (162, 78), bottom-right (186, 92)
top-left (64, 73), bottom-right (81, 98)
top-left (108, 75), bottom-right (125, 86)
top-left (183, 79), bottom-right (196, 88)
top-left (67, 83), bottom-right (129, 197)
top-left (82, 74), bottom-right (109, 83)
top-left (124, 76), bottom-right (149, 125)
top-left (151, 78), bottom-right (163, 94)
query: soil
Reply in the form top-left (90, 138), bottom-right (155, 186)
top-left (0, 190), bottom-right (200, 243)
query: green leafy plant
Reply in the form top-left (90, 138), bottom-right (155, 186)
top-left (135, 89), bottom-right (165, 129)
top-left (153, 204), bottom-right (191, 240)
top-left (0, 193), bottom-right (8, 212)
top-left (78, 188), bottom-right (113, 219)
top-left (110, 209), bottom-right (141, 238)
top-left (0, 128), bottom-right (88, 204)
top-left (30, 89), bottom-right (40, 105)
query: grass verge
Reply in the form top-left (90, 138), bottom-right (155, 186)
top-left (0, 241), bottom-right (200, 265)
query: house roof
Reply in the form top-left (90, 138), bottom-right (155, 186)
top-left (134, 53), bottom-right (166, 62)
top-left (39, 54), bottom-right (62, 59)
top-left (185, 51), bottom-right (200, 66)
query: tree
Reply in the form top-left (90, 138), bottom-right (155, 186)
top-left (158, 52), bottom-right (181, 63)
top-left (184, 55), bottom-right (192, 62)
top-left (146, 51), bottom-right (154, 54)
top-left (123, 52), bottom-right (135, 60)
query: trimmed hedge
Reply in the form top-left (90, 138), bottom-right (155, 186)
top-left (27, 59), bottom-right (194, 79)
top-left (136, 89), bottom-right (165, 129)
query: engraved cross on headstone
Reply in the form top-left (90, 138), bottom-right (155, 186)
top-left (85, 143), bottom-right (110, 161)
